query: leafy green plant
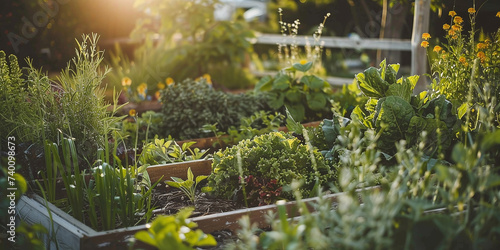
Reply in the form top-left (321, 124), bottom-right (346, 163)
top-left (255, 61), bottom-right (334, 122)
top-left (160, 78), bottom-right (271, 140)
top-left (133, 207), bottom-right (217, 250)
top-left (165, 167), bottom-right (211, 203)
top-left (203, 111), bottom-right (286, 147)
top-left (350, 59), bottom-right (458, 156)
top-left (207, 131), bottom-right (337, 203)
top-left (138, 137), bottom-right (208, 166)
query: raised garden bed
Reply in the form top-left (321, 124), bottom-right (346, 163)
top-left (17, 163), bottom-right (380, 249)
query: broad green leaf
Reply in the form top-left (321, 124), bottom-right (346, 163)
top-left (379, 59), bottom-right (387, 80)
top-left (350, 106), bottom-right (372, 129)
top-left (171, 177), bottom-right (184, 183)
top-left (285, 89), bottom-right (302, 102)
top-left (195, 175), bottom-right (208, 183)
top-left (374, 96), bottom-right (415, 152)
top-left (201, 186), bottom-right (213, 192)
top-left (292, 61), bottom-right (313, 72)
top-left (386, 77), bottom-right (413, 103)
top-left (306, 92), bottom-right (327, 110)
top-left (255, 75), bottom-right (273, 91)
top-left (268, 92), bottom-right (285, 109)
top-left (272, 75), bottom-right (290, 90)
top-left (322, 118), bottom-right (341, 146)
top-left (285, 103), bottom-right (305, 122)
top-left (285, 107), bottom-right (304, 133)
top-left (356, 67), bottom-right (390, 98)
top-left (165, 181), bottom-right (181, 188)
top-left (187, 167), bottom-right (194, 181)
top-left (301, 75), bottom-right (326, 90)
top-left (181, 180), bottom-right (194, 189)
top-left (457, 102), bottom-right (470, 119)
top-left (134, 231), bottom-right (158, 247)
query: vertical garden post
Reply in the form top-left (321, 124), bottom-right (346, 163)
top-left (411, 0), bottom-right (431, 93)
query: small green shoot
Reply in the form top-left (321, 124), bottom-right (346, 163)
top-left (165, 167), bottom-right (212, 203)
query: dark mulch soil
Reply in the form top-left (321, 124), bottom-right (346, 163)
top-left (151, 183), bottom-right (245, 218)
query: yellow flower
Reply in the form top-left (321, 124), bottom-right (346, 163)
top-left (422, 33), bottom-right (431, 40)
top-left (497, 12), bottom-right (500, 18)
top-left (155, 91), bottom-right (161, 100)
top-left (421, 41), bottom-right (429, 48)
top-left (299, 59), bottom-right (308, 65)
top-left (129, 109), bottom-right (136, 117)
top-left (157, 82), bottom-right (166, 90)
top-left (433, 45), bottom-right (442, 53)
top-left (468, 8), bottom-right (476, 14)
top-left (442, 54), bottom-right (447, 59)
top-left (121, 77), bottom-right (132, 87)
top-left (452, 24), bottom-right (462, 31)
top-left (448, 29), bottom-right (456, 37)
top-left (453, 16), bottom-right (463, 24)
top-left (449, 11), bottom-right (457, 17)
top-left (202, 74), bottom-right (212, 85)
top-left (443, 24), bottom-right (451, 30)
top-left (166, 77), bottom-right (174, 86)
top-left (137, 83), bottom-right (147, 96)
top-left (477, 43), bottom-right (487, 50)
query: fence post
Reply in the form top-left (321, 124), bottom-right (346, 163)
top-left (411, 0), bottom-right (430, 93)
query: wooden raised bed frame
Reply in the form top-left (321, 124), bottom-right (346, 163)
top-left (16, 156), bottom-right (378, 249)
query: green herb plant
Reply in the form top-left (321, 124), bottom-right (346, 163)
top-left (160, 78), bottom-right (271, 140)
top-left (133, 207), bottom-right (217, 250)
top-left (165, 167), bottom-right (212, 204)
top-left (138, 137), bottom-right (208, 166)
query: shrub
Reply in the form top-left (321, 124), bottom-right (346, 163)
top-left (207, 131), bottom-right (337, 204)
top-left (159, 78), bottom-right (271, 140)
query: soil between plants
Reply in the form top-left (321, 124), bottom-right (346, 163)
top-left (151, 182), bottom-right (245, 217)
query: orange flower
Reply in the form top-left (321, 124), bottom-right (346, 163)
top-left (166, 77), bottom-right (174, 86)
top-left (497, 12), bottom-right (500, 18)
top-left (121, 77), bottom-right (132, 87)
top-left (433, 45), bottom-right (442, 53)
top-left (468, 8), bottom-right (476, 14)
top-left (421, 41), bottom-right (429, 48)
top-left (129, 109), bottom-right (137, 117)
top-left (442, 54), bottom-right (447, 59)
top-left (476, 43), bottom-right (487, 50)
top-left (449, 11), bottom-right (457, 17)
top-left (459, 56), bottom-right (467, 66)
top-left (155, 91), bottom-right (161, 100)
top-left (443, 24), bottom-right (451, 30)
top-left (453, 16), bottom-right (464, 24)
top-left (477, 51), bottom-right (487, 62)
top-left (452, 24), bottom-right (462, 31)
top-left (422, 33), bottom-right (431, 40)
top-left (448, 29), bottom-right (456, 36)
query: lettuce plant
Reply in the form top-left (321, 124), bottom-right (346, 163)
top-left (207, 131), bottom-right (337, 203)
top-left (165, 167), bottom-right (211, 204)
